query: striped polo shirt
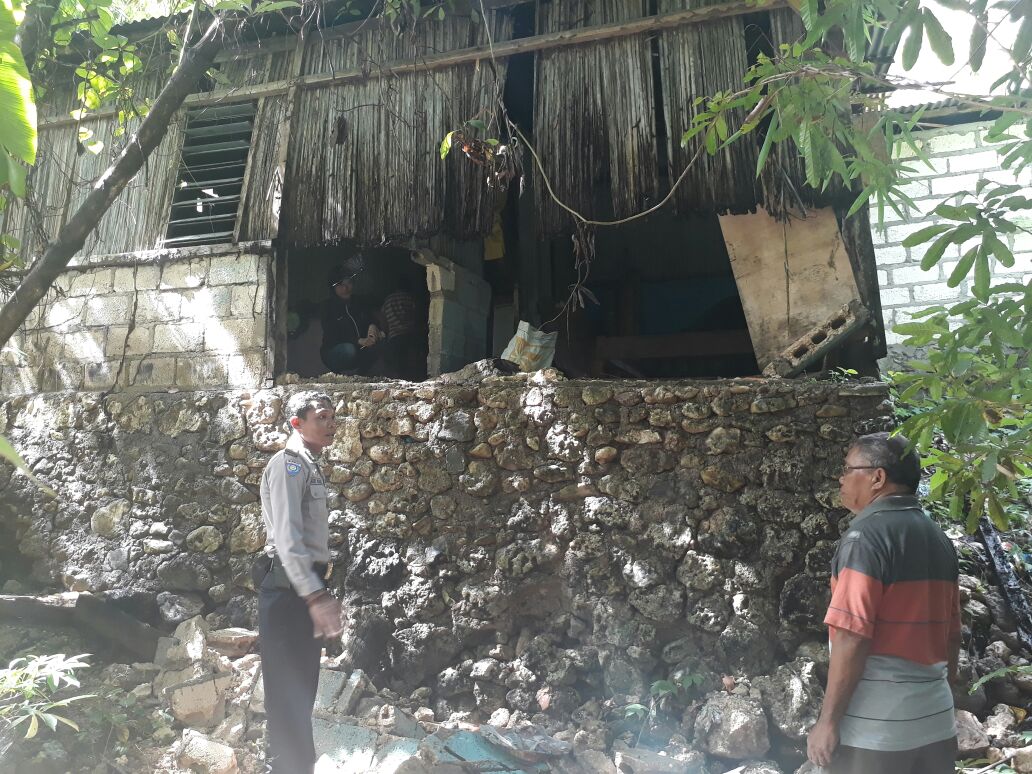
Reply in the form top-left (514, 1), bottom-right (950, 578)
top-left (825, 495), bottom-right (961, 751)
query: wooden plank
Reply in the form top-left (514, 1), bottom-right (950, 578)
top-left (40, 0), bottom-right (789, 128)
top-left (719, 207), bottom-right (863, 371)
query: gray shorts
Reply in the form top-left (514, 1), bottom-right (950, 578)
top-left (826, 736), bottom-right (958, 774)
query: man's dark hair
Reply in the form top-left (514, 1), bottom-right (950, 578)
top-left (286, 391), bottom-right (332, 422)
top-left (850, 431), bottom-right (921, 493)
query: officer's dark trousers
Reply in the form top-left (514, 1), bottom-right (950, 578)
top-left (258, 576), bottom-right (321, 774)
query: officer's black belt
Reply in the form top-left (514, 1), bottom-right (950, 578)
top-left (270, 553), bottom-right (333, 580)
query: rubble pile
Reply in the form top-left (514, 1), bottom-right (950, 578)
top-left (5, 577), bottom-right (1030, 774)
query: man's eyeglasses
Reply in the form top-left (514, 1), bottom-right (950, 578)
top-left (841, 465), bottom-right (881, 476)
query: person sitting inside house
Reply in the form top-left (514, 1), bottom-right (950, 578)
top-left (380, 276), bottom-right (423, 380)
top-left (320, 266), bottom-right (382, 375)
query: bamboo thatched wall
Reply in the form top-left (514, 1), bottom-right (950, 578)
top-left (659, 0), bottom-right (759, 214)
top-left (282, 12), bottom-right (513, 245)
top-left (236, 95), bottom-right (289, 243)
top-left (2, 109), bottom-right (184, 264)
top-left (8, 3), bottom-right (834, 259)
top-left (533, 0), bottom-right (659, 235)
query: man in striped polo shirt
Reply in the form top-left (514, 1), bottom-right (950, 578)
top-left (807, 432), bottom-right (962, 773)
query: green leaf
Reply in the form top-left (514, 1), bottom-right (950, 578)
top-left (921, 9), bottom-right (955, 66)
top-left (973, 251), bottom-right (991, 299)
top-left (439, 131), bottom-right (456, 160)
top-left (985, 234), bottom-right (1013, 267)
top-left (255, 0), bottom-right (302, 12)
top-left (755, 111), bottom-right (779, 178)
top-left (466, 119), bottom-right (487, 132)
top-left (919, 232), bottom-right (953, 270)
top-left (0, 434), bottom-right (55, 496)
top-left (948, 246), bottom-right (978, 287)
top-left (981, 451), bottom-right (998, 484)
top-left (902, 223), bottom-right (951, 247)
top-left (902, 17), bottom-right (924, 71)
top-left (0, 38), bottom-right (37, 165)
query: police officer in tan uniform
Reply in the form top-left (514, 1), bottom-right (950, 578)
top-left (255, 391), bottom-right (342, 773)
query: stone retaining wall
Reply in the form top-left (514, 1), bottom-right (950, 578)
top-left (0, 373), bottom-right (890, 724)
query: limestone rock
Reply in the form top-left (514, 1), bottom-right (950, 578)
top-left (955, 709), bottom-right (990, 758)
top-left (613, 746), bottom-right (687, 773)
top-left (168, 673), bottom-right (233, 728)
top-left (207, 628), bottom-right (257, 658)
top-left (187, 526), bottom-right (223, 554)
top-left (754, 659), bottom-right (822, 740)
top-left (693, 693), bottom-right (770, 759)
top-left (178, 729), bottom-right (238, 774)
top-left (91, 498), bottom-right (131, 537)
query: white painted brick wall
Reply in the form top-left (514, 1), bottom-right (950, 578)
top-left (872, 121), bottom-right (1032, 350)
top-left (1, 248), bottom-right (272, 396)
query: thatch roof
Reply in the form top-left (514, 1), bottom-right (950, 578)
top-left (10, 1), bottom-right (844, 258)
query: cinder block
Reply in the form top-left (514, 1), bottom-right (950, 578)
top-left (230, 284), bottom-right (267, 317)
top-left (925, 131), bottom-right (978, 155)
top-left (883, 222), bottom-right (930, 245)
top-left (130, 357), bottom-right (177, 387)
top-left (84, 361), bottom-right (118, 390)
top-left (176, 356), bottom-right (228, 389)
top-left (153, 322), bottom-right (205, 353)
top-left (181, 286), bottom-right (232, 321)
top-left (874, 244), bottom-right (908, 265)
top-left (891, 265), bottom-right (936, 285)
top-left (159, 258), bottom-right (208, 290)
top-left (931, 173), bottom-right (981, 196)
top-left (912, 282), bottom-right (961, 303)
top-left (66, 269), bottom-right (113, 297)
top-left (61, 329), bottom-right (107, 362)
top-left (105, 325), bottom-right (154, 358)
top-left (42, 297), bottom-right (86, 330)
top-left (204, 317), bottom-right (266, 353)
top-left (947, 151), bottom-right (1001, 174)
top-left (226, 353), bottom-right (265, 388)
top-left (40, 362), bottom-right (83, 392)
top-left (879, 287), bottom-right (911, 306)
top-left (83, 294), bottom-right (133, 326)
top-left (112, 265), bottom-right (160, 293)
top-left (207, 254), bottom-right (260, 286)
top-left (135, 291), bottom-right (183, 323)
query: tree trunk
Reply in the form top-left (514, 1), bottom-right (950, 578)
top-left (0, 15), bottom-right (228, 351)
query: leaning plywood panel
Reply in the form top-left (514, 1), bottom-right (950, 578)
top-left (719, 207), bottom-right (865, 373)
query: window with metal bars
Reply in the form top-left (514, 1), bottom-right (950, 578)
top-left (164, 102), bottom-right (256, 248)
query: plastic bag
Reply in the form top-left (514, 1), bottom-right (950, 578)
top-left (501, 321), bottom-right (557, 372)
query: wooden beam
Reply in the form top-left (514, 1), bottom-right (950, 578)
top-left (39, 0), bottom-right (789, 129)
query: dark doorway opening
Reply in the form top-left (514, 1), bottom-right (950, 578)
top-left (284, 245), bottom-right (429, 381)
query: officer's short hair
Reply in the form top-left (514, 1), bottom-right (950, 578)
top-left (850, 431), bottom-right (920, 493)
top-left (286, 391), bottom-right (332, 421)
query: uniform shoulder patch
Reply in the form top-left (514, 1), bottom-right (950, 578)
top-left (285, 460), bottom-right (303, 477)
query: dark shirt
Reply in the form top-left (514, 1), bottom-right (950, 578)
top-left (381, 290), bottom-right (417, 339)
top-left (320, 296), bottom-right (374, 354)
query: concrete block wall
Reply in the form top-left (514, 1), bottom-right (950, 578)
top-left (0, 246), bottom-right (272, 395)
top-left (871, 121), bottom-right (1032, 353)
top-left (424, 258), bottom-right (491, 376)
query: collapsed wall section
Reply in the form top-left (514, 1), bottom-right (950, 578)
top-left (0, 375), bottom-right (890, 717)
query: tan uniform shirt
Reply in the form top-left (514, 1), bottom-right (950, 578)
top-left (259, 431), bottom-right (330, 596)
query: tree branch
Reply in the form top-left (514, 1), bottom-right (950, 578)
top-left (0, 14), bottom-right (230, 351)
